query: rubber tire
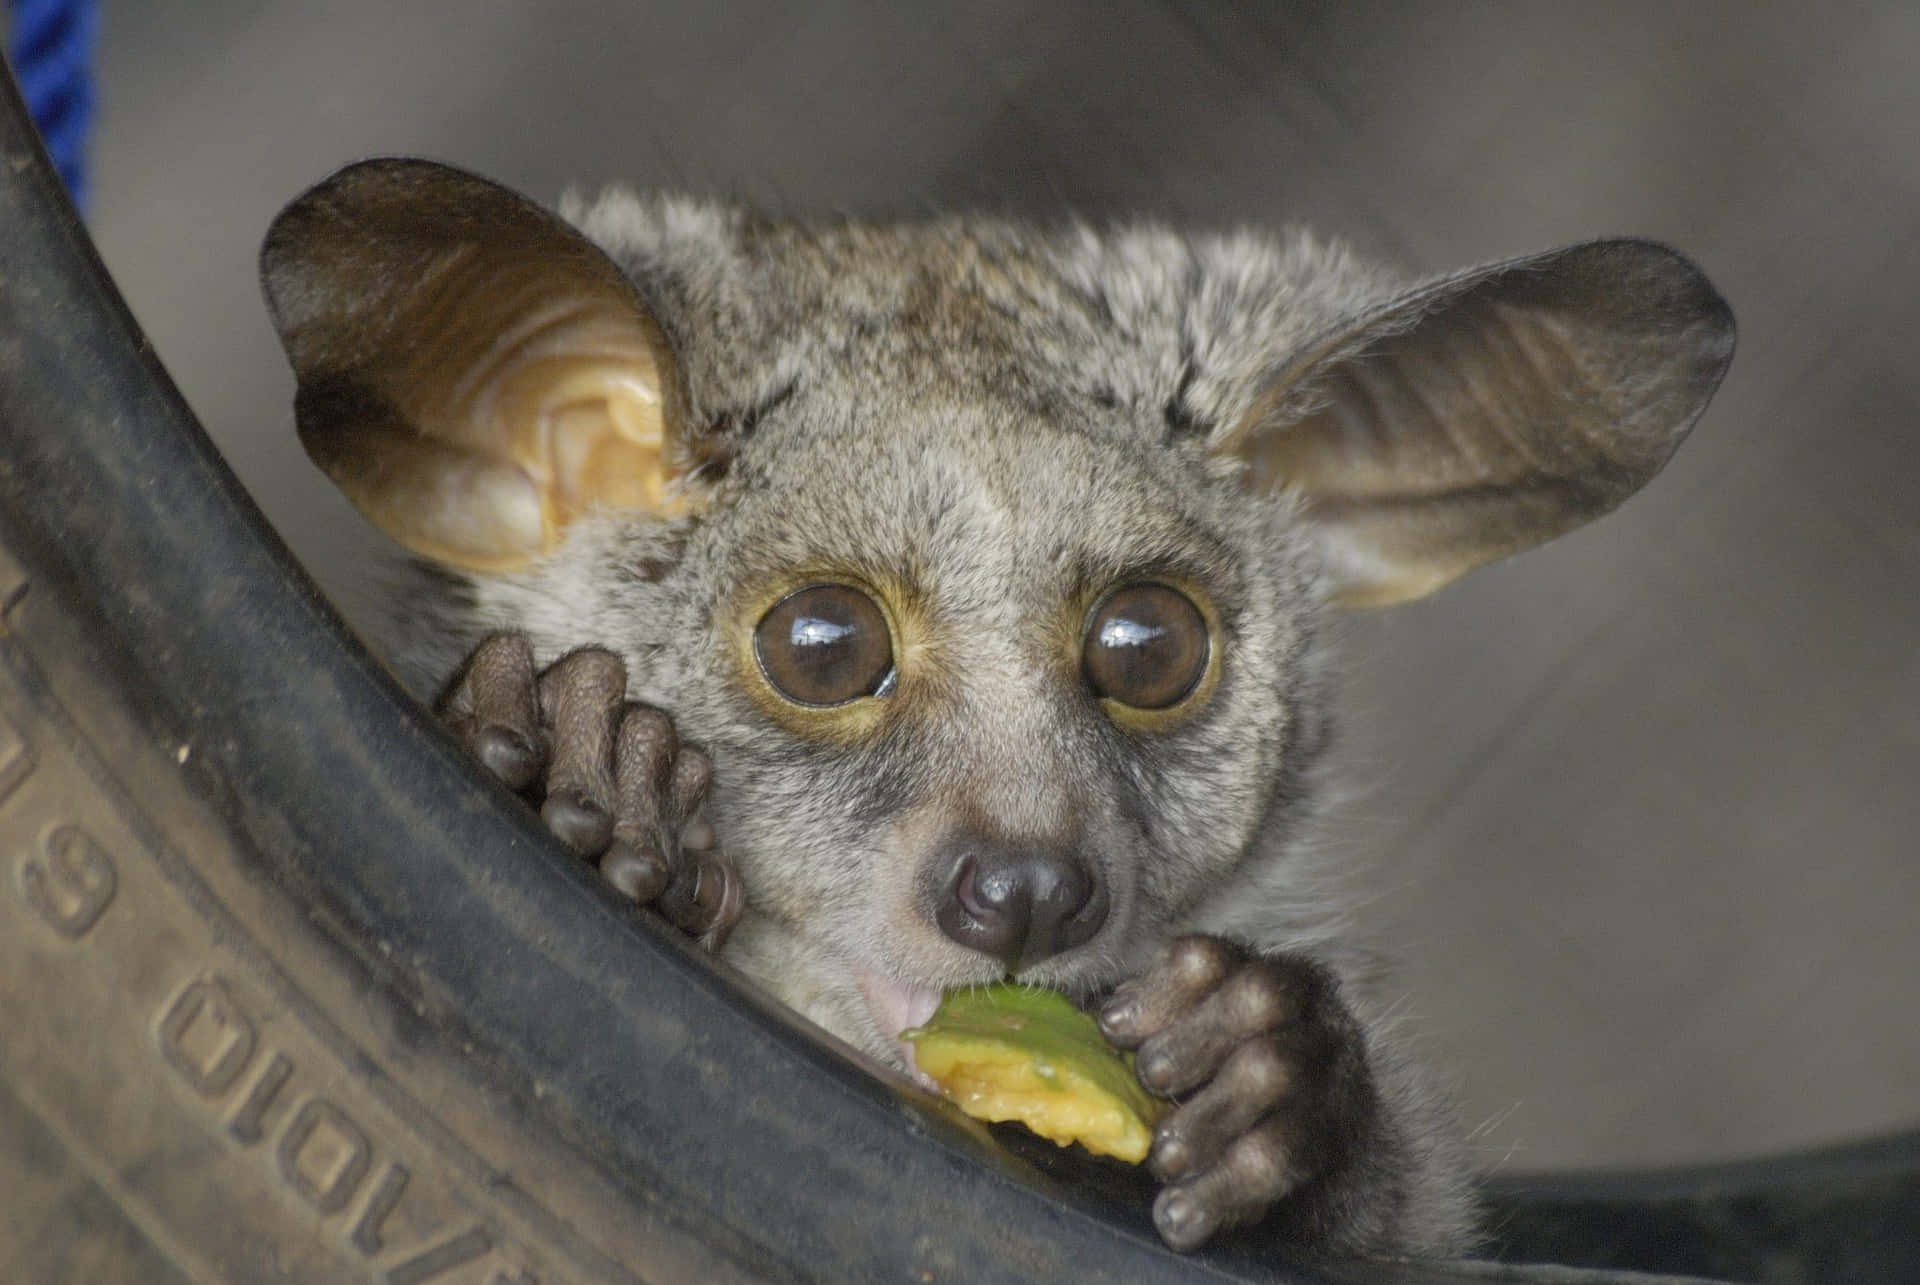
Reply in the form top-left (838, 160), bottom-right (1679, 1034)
top-left (7, 66), bottom-right (1880, 1285)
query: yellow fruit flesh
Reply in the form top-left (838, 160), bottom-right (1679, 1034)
top-left (903, 986), bottom-right (1166, 1164)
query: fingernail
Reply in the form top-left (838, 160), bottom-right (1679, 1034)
top-left (476, 726), bottom-right (539, 789)
top-left (600, 840), bottom-right (668, 903)
top-left (1155, 1188), bottom-right (1213, 1250)
top-left (1137, 1050), bottom-right (1171, 1088)
top-left (542, 791), bottom-right (612, 854)
top-left (1151, 1135), bottom-right (1191, 1181)
top-left (682, 815), bottom-right (715, 850)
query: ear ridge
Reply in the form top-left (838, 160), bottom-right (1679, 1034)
top-left (262, 158), bottom-right (692, 573)
top-left (1225, 239), bottom-right (1735, 607)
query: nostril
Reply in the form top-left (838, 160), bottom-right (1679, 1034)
top-left (1056, 865), bottom-right (1109, 951)
top-left (1022, 857), bottom-right (1104, 963)
top-left (937, 853), bottom-right (1031, 974)
top-left (953, 857), bottom-right (984, 917)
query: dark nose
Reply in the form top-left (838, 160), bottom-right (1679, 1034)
top-left (935, 842), bottom-right (1109, 974)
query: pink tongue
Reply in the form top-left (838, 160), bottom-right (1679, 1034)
top-left (855, 971), bottom-right (943, 1087)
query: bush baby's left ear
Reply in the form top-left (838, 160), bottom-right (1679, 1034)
top-left (1220, 240), bottom-right (1735, 607)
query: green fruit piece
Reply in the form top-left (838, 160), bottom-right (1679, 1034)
top-left (902, 985), bottom-right (1167, 1164)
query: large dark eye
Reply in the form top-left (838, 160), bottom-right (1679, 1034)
top-left (754, 585), bottom-right (895, 707)
top-left (1083, 584), bottom-right (1210, 711)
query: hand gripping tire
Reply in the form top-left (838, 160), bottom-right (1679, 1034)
top-left (2, 67), bottom-right (1913, 1285)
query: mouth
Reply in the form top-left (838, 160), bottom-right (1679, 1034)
top-left (853, 967), bottom-right (944, 1089)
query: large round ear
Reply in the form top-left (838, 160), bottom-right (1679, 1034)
top-left (1222, 240), bottom-right (1736, 608)
top-left (261, 158), bottom-right (699, 573)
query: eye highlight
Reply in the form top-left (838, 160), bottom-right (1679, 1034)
top-left (1082, 583), bottom-right (1210, 711)
top-left (754, 584), bottom-right (895, 707)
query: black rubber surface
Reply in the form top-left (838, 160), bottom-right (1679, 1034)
top-left (1, 62), bottom-right (1907, 1284)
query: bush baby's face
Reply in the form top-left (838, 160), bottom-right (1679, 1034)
top-left (664, 395), bottom-right (1322, 1014)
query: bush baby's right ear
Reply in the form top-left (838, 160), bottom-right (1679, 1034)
top-left (261, 158), bottom-right (698, 573)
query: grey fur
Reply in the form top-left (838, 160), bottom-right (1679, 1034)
top-left (269, 169), bottom-right (1733, 1260)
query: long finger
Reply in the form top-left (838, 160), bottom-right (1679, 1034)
top-left (1147, 1032), bottom-right (1309, 1183)
top-left (1098, 935), bottom-right (1241, 1050)
top-left (440, 633), bottom-right (543, 791)
top-left (536, 647), bottom-right (626, 854)
top-left (1133, 958), bottom-right (1322, 1098)
top-left (600, 705), bottom-right (680, 903)
top-left (1153, 1112), bottom-right (1309, 1252)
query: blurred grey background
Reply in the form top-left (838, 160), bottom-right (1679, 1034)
top-left (81, 2), bottom-right (1917, 1175)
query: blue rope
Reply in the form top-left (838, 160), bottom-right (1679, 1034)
top-left (8, 0), bottom-right (97, 211)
